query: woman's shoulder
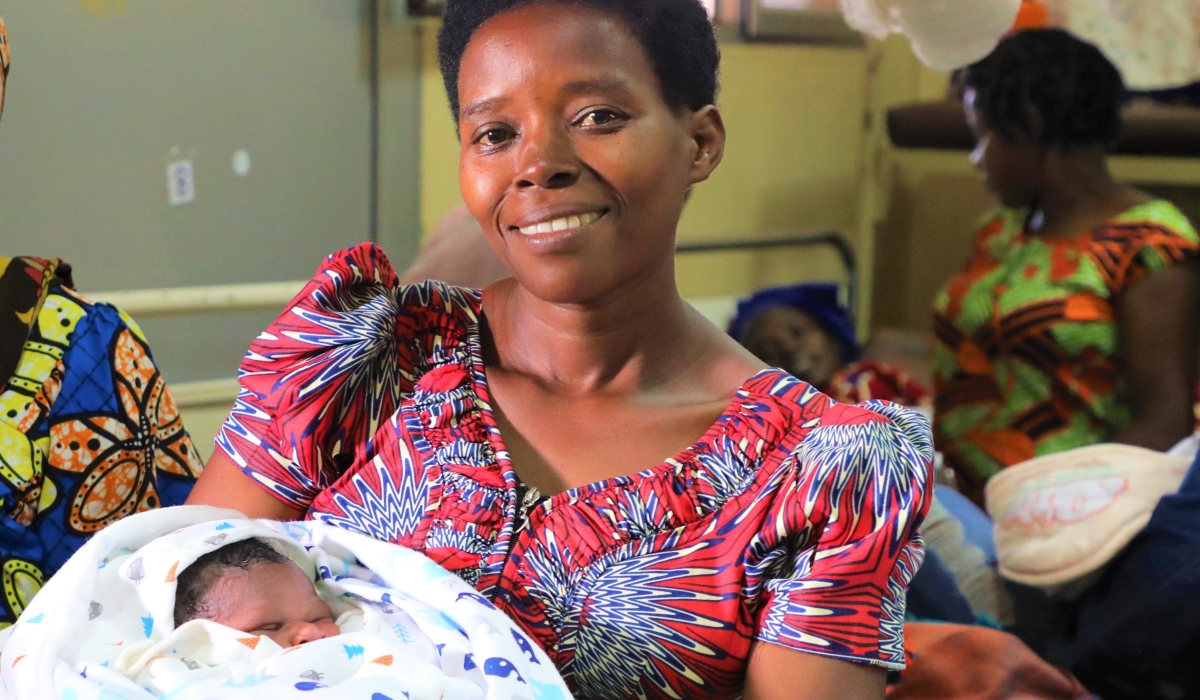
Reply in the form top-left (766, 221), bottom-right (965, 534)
top-left (1088, 200), bottom-right (1200, 288)
top-left (281, 243), bottom-right (483, 342)
top-left (1099, 200), bottom-right (1200, 254)
top-left (741, 370), bottom-right (934, 474)
top-left (1112, 199), bottom-right (1198, 237)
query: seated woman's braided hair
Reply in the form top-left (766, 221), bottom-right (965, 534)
top-left (437, 0), bottom-right (720, 122)
top-left (961, 28), bottom-right (1125, 147)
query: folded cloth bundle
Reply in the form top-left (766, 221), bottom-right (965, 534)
top-left (0, 506), bottom-right (572, 700)
top-left (986, 443), bottom-right (1192, 589)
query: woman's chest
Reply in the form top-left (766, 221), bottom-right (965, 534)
top-left (486, 385), bottom-right (738, 498)
top-left (941, 240), bottom-right (1117, 346)
top-left (306, 384), bottom-right (804, 698)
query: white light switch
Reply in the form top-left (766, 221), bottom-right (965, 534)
top-left (232, 149), bottom-right (251, 177)
top-left (167, 159), bottom-right (195, 206)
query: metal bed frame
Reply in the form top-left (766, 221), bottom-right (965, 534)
top-left (676, 230), bottom-right (858, 323)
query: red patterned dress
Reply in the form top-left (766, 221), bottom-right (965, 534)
top-left (217, 244), bottom-right (933, 699)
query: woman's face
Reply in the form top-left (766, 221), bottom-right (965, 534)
top-left (456, 2), bottom-right (724, 304)
top-left (740, 306), bottom-right (844, 389)
top-left (964, 88), bottom-right (1044, 209)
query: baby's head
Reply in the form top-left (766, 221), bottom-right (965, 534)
top-left (173, 537), bottom-right (339, 647)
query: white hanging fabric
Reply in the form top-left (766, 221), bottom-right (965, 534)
top-left (839, 0), bottom-right (1022, 71)
top-left (1058, 0), bottom-right (1200, 90)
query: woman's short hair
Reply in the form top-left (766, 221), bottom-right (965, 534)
top-left (437, 0), bottom-right (719, 122)
top-left (962, 29), bottom-right (1125, 147)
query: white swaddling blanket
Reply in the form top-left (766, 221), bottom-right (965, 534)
top-left (0, 506), bottom-right (572, 700)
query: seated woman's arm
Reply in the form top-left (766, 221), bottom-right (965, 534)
top-left (186, 452), bottom-right (304, 520)
top-left (1115, 256), bottom-right (1200, 451)
top-left (744, 642), bottom-right (885, 700)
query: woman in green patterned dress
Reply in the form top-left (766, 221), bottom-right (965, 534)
top-left (935, 29), bottom-right (1200, 507)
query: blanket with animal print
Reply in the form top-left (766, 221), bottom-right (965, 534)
top-left (0, 506), bottom-right (571, 700)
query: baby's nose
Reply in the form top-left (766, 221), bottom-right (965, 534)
top-left (287, 620), bottom-right (339, 646)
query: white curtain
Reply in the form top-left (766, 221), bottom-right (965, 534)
top-left (839, 0), bottom-right (1021, 71)
top-left (1058, 0), bottom-right (1200, 90)
top-left (840, 0), bottom-right (1200, 89)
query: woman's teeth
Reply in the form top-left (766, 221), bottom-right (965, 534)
top-left (518, 211), bottom-right (602, 235)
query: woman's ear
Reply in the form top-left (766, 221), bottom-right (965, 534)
top-left (687, 105), bottom-right (726, 185)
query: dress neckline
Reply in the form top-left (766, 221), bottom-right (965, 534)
top-left (1016, 198), bottom-right (1168, 244)
top-left (460, 304), bottom-right (788, 506)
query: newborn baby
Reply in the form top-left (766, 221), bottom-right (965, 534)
top-left (2, 514), bottom-right (573, 700)
top-left (172, 538), bottom-right (340, 647)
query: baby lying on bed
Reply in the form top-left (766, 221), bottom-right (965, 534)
top-left (0, 507), bottom-right (570, 700)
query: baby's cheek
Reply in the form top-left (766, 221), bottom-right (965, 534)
top-left (317, 619), bottom-right (341, 638)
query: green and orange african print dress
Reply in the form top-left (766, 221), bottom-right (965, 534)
top-left (933, 201), bottom-right (1200, 507)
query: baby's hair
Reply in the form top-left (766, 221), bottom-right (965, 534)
top-left (173, 537), bottom-right (288, 627)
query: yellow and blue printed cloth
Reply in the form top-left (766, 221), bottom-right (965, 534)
top-left (0, 257), bottom-right (203, 628)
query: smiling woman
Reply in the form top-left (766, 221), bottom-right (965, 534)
top-left (186, 2), bottom-right (933, 699)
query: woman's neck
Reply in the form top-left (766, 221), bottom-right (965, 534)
top-left (1029, 147), bottom-right (1148, 238)
top-left (483, 257), bottom-right (708, 396)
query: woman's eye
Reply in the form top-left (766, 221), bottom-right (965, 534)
top-left (477, 128), bottom-right (512, 147)
top-left (579, 109), bottom-right (621, 128)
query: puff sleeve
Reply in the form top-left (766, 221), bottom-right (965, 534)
top-left (215, 244), bottom-right (413, 510)
top-left (754, 400), bottom-right (934, 670)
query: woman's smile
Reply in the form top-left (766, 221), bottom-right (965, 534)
top-left (513, 208), bottom-right (607, 236)
top-left (505, 205), bottom-right (611, 254)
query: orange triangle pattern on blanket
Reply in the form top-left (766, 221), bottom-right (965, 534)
top-left (237, 637), bottom-right (260, 649)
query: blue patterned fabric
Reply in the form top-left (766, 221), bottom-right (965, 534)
top-left (0, 277), bottom-right (203, 627)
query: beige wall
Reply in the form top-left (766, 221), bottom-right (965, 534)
top-left (871, 151), bottom-right (994, 332)
top-left (417, 24), bottom-right (887, 302)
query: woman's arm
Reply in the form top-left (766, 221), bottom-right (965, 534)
top-left (1114, 257), bottom-right (1200, 451)
top-left (185, 452), bottom-right (305, 521)
top-left (743, 641), bottom-right (886, 700)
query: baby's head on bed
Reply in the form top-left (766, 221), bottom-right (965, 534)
top-left (173, 537), bottom-right (340, 647)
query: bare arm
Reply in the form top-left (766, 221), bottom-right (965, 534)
top-left (1113, 257), bottom-right (1200, 451)
top-left (185, 451), bottom-right (304, 521)
top-left (743, 641), bottom-right (886, 700)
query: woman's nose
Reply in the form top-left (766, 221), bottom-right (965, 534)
top-left (287, 620), bottom-right (338, 646)
top-left (515, 125), bottom-right (580, 190)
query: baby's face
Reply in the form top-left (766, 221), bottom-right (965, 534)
top-left (201, 559), bottom-right (339, 648)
